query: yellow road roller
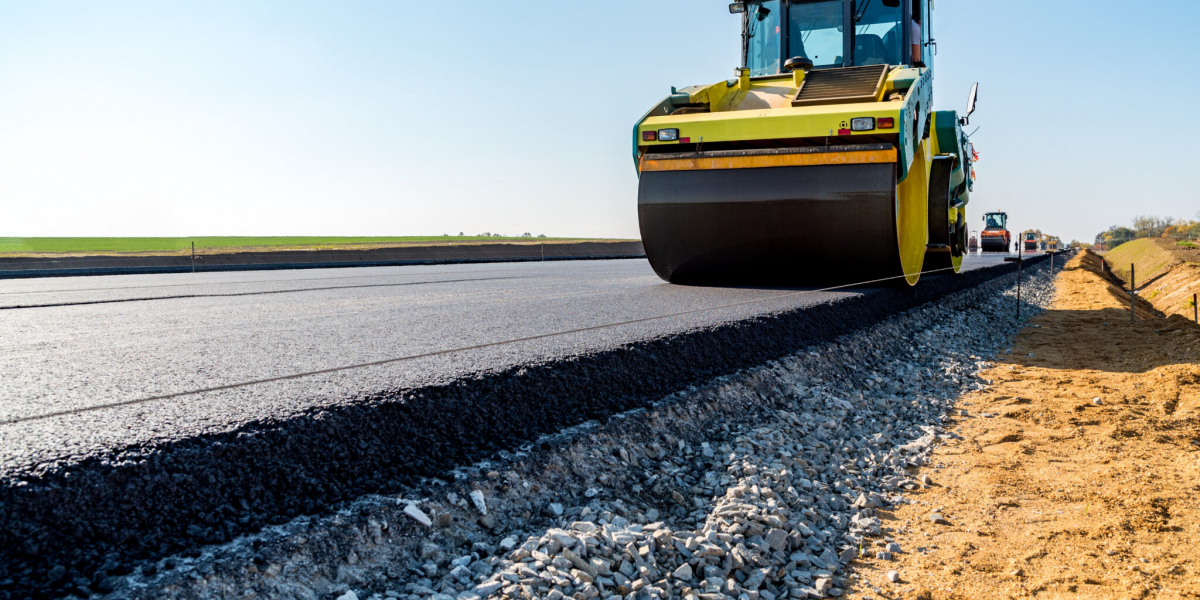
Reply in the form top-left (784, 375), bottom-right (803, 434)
top-left (634, 0), bottom-right (978, 285)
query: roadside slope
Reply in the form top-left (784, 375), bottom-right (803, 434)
top-left (1106, 238), bottom-right (1200, 321)
top-left (850, 250), bottom-right (1200, 599)
top-left (1105, 238), bottom-right (1183, 283)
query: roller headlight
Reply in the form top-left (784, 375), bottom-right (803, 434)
top-left (850, 118), bottom-right (876, 132)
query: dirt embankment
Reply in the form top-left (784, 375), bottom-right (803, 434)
top-left (1105, 238), bottom-right (1200, 321)
top-left (850, 249), bottom-right (1200, 599)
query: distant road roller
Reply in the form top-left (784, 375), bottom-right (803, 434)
top-left (634, 0), bottom-right (978, 285)
top-left (980, 212), bottom-right (1011, 253)
top-left (1022, 230), bottom-right (1041, 254)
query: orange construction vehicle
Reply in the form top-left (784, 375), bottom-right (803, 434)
top-left (1022, 230), bottom-right (1041, 253)
top-left (980, 212), bottom-right (1011, 252)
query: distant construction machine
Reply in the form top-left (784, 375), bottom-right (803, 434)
top-left (980, 212), bottom-right (1011, 253)
top-left (968, 231), bottom-right (978, 253)
top-left (634, 0), bottom-right (978, 285)
top-left (1022, 230), bottom-right (1041, 254)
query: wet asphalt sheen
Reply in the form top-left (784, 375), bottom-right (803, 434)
top-left (0, 255), bottom-right (1009, 474)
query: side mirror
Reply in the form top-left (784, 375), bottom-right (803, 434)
top-left (729, 2), bottom-right (746, 13)
top-left (960, 83), bottom-right (978, 126)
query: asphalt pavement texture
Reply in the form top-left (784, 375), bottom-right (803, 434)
top-left (0, 253), bottom-right (1029, 597)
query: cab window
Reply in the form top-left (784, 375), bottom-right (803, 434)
top-left (852, 0), bottom-right (902, 66)
top-left (788, 0), bottom-right (844, 70)
top-left (918, 0), bottom-right (932, 69)
top-left (746, 1), bottom-right (782, 76)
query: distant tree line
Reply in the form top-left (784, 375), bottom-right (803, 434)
top-left (471, 232), bottom-right (547, 238)
top-left (1094, 213), bottom-right (1200, 249)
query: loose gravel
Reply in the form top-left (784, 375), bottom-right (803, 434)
top-left (116, 261), bottom-right (1058, 600)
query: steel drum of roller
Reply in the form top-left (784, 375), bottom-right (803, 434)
top-left (638, 142), bottom-right (934, 287)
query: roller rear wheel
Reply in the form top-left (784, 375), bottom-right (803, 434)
top-left (922, 152), bottom-right (965, 275)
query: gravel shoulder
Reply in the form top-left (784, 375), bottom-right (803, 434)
top-left (849, 250), bottom-right (1200, 599)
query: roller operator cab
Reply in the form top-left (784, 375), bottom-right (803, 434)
top-left (634, 0), bottom-right (979, 286)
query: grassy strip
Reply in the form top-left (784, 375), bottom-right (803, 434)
top-left (0, 236), bottom-right (619, 255)
top-left (1104, 238), bottom-right (1200, 319)
top-left (1105, 237), bottom-right (1181, 282)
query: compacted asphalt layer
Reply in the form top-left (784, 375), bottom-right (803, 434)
top-left (1, 254), bottom-right (1008, 471)
top-left (0, 253), bottom-right (1031, 596)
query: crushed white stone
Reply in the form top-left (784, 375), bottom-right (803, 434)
top-left (403, 504), bottom-right (433, 527)
top-left (471, 490), bottom-right (489, 516)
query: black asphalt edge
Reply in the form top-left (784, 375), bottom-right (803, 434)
top-left (0, 256), bottom-right (1050, 598)
top-left (0, 254), bottom-right (647, 280)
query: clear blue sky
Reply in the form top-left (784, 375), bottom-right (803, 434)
top-left (2, 0), bottom-right (1197, 244)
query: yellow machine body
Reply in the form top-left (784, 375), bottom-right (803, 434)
top-left (634, 0), bottom-right (977, 286)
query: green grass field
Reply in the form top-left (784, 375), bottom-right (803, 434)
top-left (0, 236), bottom-right (621, 255)
top-left (1105, 238), bottom-right (1181, 282)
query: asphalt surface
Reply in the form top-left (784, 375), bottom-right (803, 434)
top-left (1, 254), bottom-right (1008, 474)
top-left (0, 253), bottom-right (1041, 597)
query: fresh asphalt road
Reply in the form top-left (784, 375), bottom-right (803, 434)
top-left (0, 254), bottom-right (1012, 474)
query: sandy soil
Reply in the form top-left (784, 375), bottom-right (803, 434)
top-left (848, 250), bottom-right (1200, 599)
top-left (1141, 263), bottom-right (1200, 322)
